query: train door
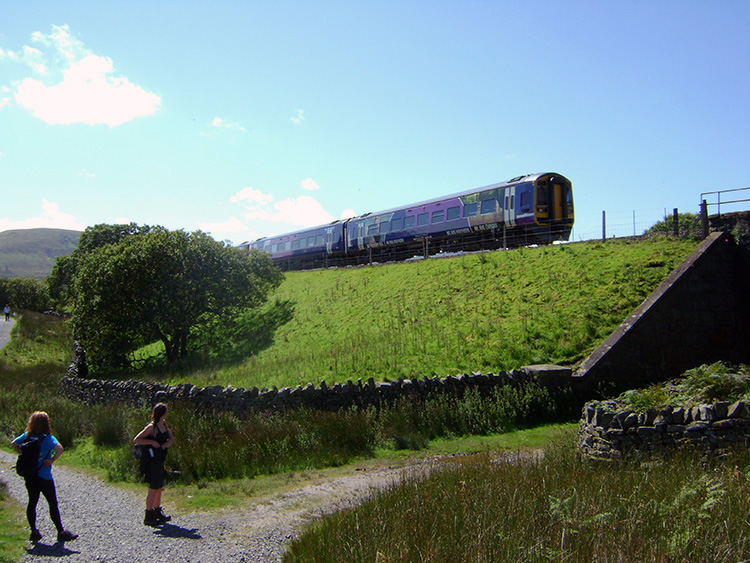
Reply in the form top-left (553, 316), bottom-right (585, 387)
top-left (503, 186), bottom-right (517, 227)
top-left (325, 227), bottom-right (334, 254)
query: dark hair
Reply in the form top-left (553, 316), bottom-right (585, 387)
top-left (152, 403), bottom-right (167, 424)
top-left (25, 411), bottom-right (51, 436)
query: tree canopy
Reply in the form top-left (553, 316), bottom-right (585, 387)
top-left (55, 224), bottom-right (286, 370)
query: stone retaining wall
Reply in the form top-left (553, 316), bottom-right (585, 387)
top-left (578, 399), bottom-right (750, 460)
top-left (61, 363), bottom-right (572, 415)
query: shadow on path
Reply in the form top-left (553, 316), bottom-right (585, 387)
top-left (152, 523), bottom-right (202, 540)
top-left (26, 542), bottom-right (81, 558)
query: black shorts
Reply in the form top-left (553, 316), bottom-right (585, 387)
top-left (143, 461), bottom-right (165, 490)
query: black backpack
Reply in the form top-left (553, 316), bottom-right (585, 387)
top-left (16, 434), bottom-right (47, 479)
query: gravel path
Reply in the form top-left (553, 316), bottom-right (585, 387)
top-left (0, 450), bottom-right (408, 562)
top-left (0, 317), bottom-right (15, 350)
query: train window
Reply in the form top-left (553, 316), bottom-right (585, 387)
top-left (306, 237), bottom-right (315, 247)
top-left (316, 234), bottom-right (324, 246)
top-left (405, 215), bottom-right (416, 228)
top-left (292, 240), bottom-right (300, 250)
top-left (463, 202), bottom-right (477, 217)
top-left (380, 221), bottom-right (390, 234)
top-left (504, 196), bottom-right (509, 210)
top-left (271, 244), bottom-right (277, 253)
top-left (481, 199), bottom-right (496, 214)
top-left (367, 223), bottom-right (378, 236)
top-left (392, 217), bottom-right (404, 231)
top-left (417, 213), bottom-right (429, 226)
top-left (431, 210), bottom-right (444, 224)
top-left (510, 195), bottom-right (515, 210)
top-left (521, 191), bottom-right (531, 211)
top-left (537, 187), bottom-right (548, 206)
top-left (447, 206), bottom-right (460, 221)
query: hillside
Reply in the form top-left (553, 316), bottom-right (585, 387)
top-left (0, 228), bottom-right (81, 279)
top-left (175, 237), bottom-right (699, 390)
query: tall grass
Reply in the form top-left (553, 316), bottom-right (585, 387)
top-left (172, 238), bottom-right (696, 390)
top-left (284, 433), bottom-right (750, 563)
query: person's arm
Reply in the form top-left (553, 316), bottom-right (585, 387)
top-left (10, 438), bottom-right (22, 454)
top-left (42, 443), bottom-right (63, 467)
top-left (134, 423), bottom-right (161, 448)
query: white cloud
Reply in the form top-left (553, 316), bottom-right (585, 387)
top-left (211, 117), bottom-right (245, 131)
top-left (198, 216), bottom-right (248, 234)
top-left (290, 108), bottom-right (304, 124)
top-left (229, 185), bottom-right (336, 229)
top-left (271, 196), bottom-right (334, 227)
top-left (0, 198), bottom-right (86, 232)
top-left (2, 24), bottom-right (161, 126)
top-left (230, 186), bottom-right (273, 205)
top-left (300, 178), bottom-right (319, 191)
top-left (78, 169), bottom-right (95, 178)
top-left (340, 208), bottom-right (357, 219)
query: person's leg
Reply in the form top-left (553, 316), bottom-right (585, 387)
top-left (146, 488), bottom-right (158, 510)
top-left (25, 478), bottom-right (42, 533)
top-left (38, 478), bottom-right (64, 533)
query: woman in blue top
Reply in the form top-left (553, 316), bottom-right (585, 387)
top-left (11, 411), bottom-right (78, 543)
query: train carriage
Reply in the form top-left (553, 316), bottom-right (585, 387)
top-left (247, 172), bottom-right (573, 269)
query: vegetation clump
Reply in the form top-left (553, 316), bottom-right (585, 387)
top-left (617, 362), bottom-right (750, 412)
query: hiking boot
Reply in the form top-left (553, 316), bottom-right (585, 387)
top-left (57, 530), bottom-right (78, 542)
top-left (29, 530), bottom-right (42, 542)
top-left (155, 506), bottom-right (172, 523)
top-left (144, 509), bottom-right (160, 527)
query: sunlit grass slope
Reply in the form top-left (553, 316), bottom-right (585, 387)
top-left (180, 237), bottom-right (697, 390)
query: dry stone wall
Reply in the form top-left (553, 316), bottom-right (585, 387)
top-left (61, 361), bottom-right (572, 415)
top-left (578, 399), bottom-right (750, 460)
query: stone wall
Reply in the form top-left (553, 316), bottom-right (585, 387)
top-left (578, 399), bottom-right (750, 460)
top-left (60, 363), bottom-right (572, 415)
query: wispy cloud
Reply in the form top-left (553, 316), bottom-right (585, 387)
top-left (211, 117), bottom-right (245, 131)
top-left (0, 198), bottom-right (86, 232)
top-left (0, 24), bottom-right (161, 126)
top-left (290, 108), bottom-right (304, 124)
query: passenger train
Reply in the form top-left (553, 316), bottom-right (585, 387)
top-left (247, 172), bottom-right (573, 270)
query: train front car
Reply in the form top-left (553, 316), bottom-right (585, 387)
top-left (345, 172), bottom-right (574, 262)
top-left (530, 173), bottom-right (574, 242)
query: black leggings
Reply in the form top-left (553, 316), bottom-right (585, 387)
top-left (25, 477), bottom-right (63, 532)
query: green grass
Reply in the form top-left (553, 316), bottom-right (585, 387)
top-left (0, 482), bottom-right (27, 563)
top-left (284, 431), bottom-right (750, 563)
top-left (167, 237), bottom-right (696, 390)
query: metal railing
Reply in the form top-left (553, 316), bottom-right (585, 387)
top-left (700, 186), bottom-right (750, 238)
top-left (700, 186), bottom-right (750, 216)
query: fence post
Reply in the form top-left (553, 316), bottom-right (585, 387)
top-left (701, 200), bottom-right (709, 239)
top-left (673, 208), bottom-right (678, 237)
top-left (602, 210), bottom-right (606, 241)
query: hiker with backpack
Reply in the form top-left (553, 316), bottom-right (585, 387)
top-left (11, 411), bottom-right (78, 543)
top-left (133, 402), bottom-right (174, 526)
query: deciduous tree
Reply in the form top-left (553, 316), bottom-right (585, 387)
top-left (67, 225), bottom-right (283, 370)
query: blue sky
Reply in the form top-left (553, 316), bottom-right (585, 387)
top-left (1, 1), bottom-right (748, 244)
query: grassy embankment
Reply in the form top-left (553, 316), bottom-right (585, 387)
top-left (174, 237), bottom-right (697, 389)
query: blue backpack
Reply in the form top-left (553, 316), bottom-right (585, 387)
top-left (16, 434), bottom-right (47, 479)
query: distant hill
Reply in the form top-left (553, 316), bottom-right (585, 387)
top-left (0, 228), bottom-right (82, 279)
